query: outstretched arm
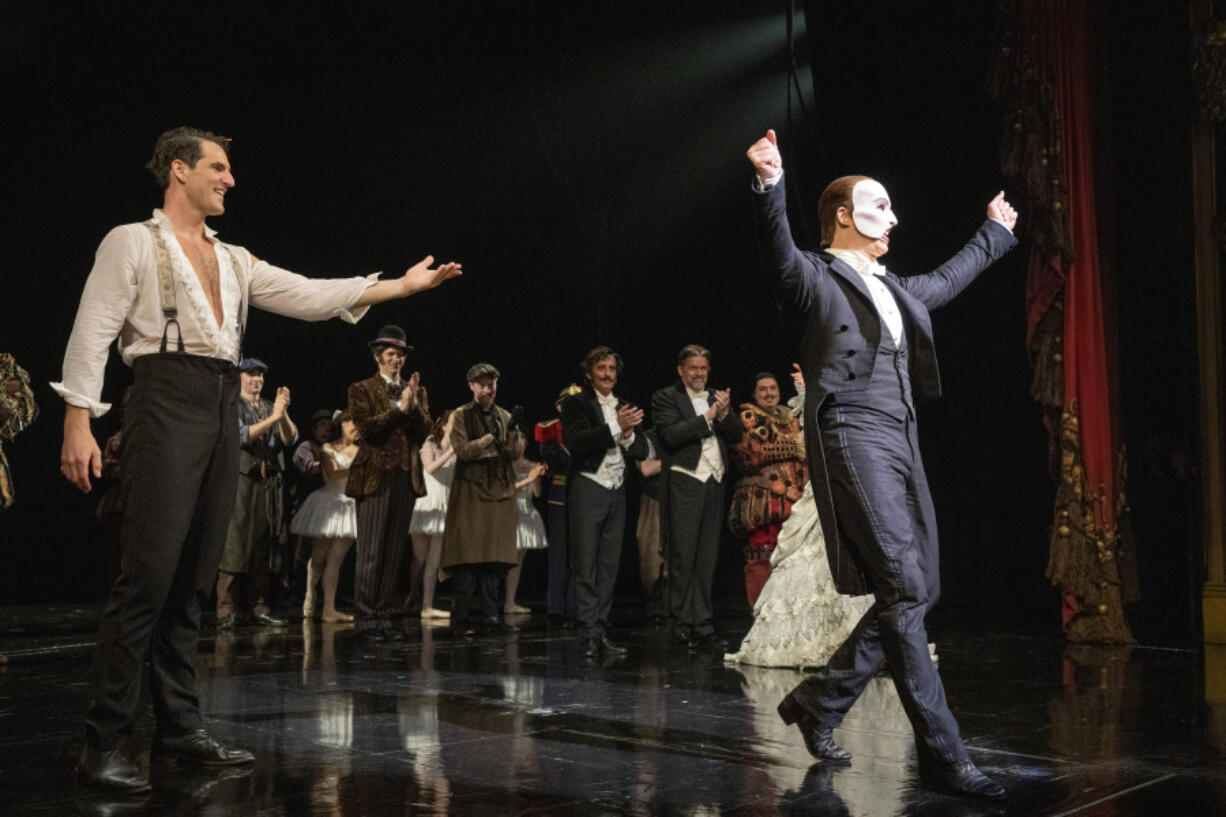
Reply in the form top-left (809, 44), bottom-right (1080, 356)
top-left (355, 255), bottom-right (462, 307)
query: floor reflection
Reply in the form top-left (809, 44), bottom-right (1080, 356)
top-left (0, 609), bottom-right (1219, 816)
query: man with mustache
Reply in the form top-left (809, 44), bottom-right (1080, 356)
top-left (560, 346), bottom-right (649, 658)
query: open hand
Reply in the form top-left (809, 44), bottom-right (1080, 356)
top-left (401, 255), bottom-right (462, 296)
top-left (746, 129), bottom-right (783, 182)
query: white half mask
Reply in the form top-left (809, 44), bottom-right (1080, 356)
top-left (850, 179), bottom-right (898, 239)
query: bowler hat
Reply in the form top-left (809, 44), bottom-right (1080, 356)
top-left (368, 324), bottom-right (412, 352)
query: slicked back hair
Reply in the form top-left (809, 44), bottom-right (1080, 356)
top-left (817, 174), bottom-right (871, 247)
top-left (146, 126), bottom-right (231, 190)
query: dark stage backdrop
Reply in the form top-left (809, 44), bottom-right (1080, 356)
top-left (0, 1), bottom-right (1199, 644)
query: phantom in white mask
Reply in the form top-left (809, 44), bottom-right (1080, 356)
top-left (850, 179), bottom-right (898, 239)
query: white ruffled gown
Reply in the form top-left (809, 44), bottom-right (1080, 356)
top-left (724, 480), bottom-right (874, 668)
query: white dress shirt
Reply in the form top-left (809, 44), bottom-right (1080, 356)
top-left (581, 391), bottom-right (636, 490)
top-left (826, 248), bottom-right (904, 346)
top-left (52, 209), bottom-right (379, 416)
top-left (669, 388), bottom-right (725, 484)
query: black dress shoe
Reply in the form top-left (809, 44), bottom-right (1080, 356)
top-left (580, 637), bottom-right (600, 658)
top-left (688, 633), bottom-right (729, 652)
top-left (599, 634), bottom-right (628, 654)
top-left (919, 760), bottom-right (1006, 800)
top-left (777, 693), bottom-right (851, 764)
top-left (154, 729), bottom-right (255, 766)
top-left (76, 747), bottom-right (151, 792)
top-left (253, 613), bottom-right (286, 627)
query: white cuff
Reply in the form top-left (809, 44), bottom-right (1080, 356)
top-left (337, 272), bottom-right (383, 324)
top-left (50, 382), bottom-right (111, 418)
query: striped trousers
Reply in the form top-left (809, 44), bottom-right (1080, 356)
top-left (354, 467), bottom-right (414, 621)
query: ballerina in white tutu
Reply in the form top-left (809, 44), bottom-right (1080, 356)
top-left (291, 412), bottom-right (360, 623)
top-left (505, 431), bottom-right (548, 614)
top-left (408, 410), bottom-right (456, 619)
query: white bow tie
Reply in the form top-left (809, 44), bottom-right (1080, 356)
top-left (687, 389), bottom-right (708, 401)
top-left (596, 393), bottom-right (618, 408)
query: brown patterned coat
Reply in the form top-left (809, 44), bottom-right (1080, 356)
top-left (344, 374), bottom-right (431, 499)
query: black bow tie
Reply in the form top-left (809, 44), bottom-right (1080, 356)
top-left (387, 382), bottom-right (404, 400)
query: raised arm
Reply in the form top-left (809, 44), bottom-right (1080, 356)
top-left (892, 194), bottom-right (1019, 311)
top-left (747, 130), bottom-right (818, 314)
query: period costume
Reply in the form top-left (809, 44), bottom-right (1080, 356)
top-left (514, 461), bottom-right (549, 552)
top-left (561, 385), bottom-right (648, 647)
top-left (216, 366), bottom-right (297, 625)
top-left (0, 353), bottom-right (37, 511)
top-left (728, 402), bottom-right (808, 608)
top-left (346, 326), bottom-right (431, 631)
top-left (650, 379), bottom-right (744, 646)
top-left (635, 430), bottom-right (667, 620)
top-left (409, 436), bottom-right (455, 536)
top-left (53, 206), bottom-right (375, 780)
top-left (753, 172), bottom-right (1015, 781)
top-left (440, 388), bottom-right (518, 631)
top-left (536, 387), bottom-right (579, 621)
top-left (291, 445), bottom-right (358, 540)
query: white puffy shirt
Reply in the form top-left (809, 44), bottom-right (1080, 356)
top-left (52, 209), bottom-right (379, 417)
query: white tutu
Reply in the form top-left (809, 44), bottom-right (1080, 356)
top-left (290, 448), bottom-right (357, 539)
top-left (409, 455), bottom-right (453, 536)
top-left (725, 481), bottom-right (874, 669)
top-left (515, 491), bottom-right (548, 550)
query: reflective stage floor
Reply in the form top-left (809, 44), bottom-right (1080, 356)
top-left (1, 605), bottom-right (1223, 816)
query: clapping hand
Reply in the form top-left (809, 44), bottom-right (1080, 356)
top-left (272, 386), bottom-right (291, 420)
top-left (712, 388), bottom-right (731, 421)
top-left (399, 372), bottom-right (421, 412)
top-left (616, 404), bottom-right (644, 437)
top-left (791, 362), bottom-right (804, 390)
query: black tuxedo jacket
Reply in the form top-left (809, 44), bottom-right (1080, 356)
top-left (753, 175), bottom-right (1017, 594)
top-left (650, 380), bottom-right (744, 473)
top-left (560, 387), bottom-right (648, 479)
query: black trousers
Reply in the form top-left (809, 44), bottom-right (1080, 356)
top-left (665, 473), bottom-right (724, 637)
top-left (86, 354), bottom-right (239, 750)
top-left (450, 562), bottom-right (508, 625)
top-left (568, 476), bottom-right (626, 638)
top-left (791, 404), bottom-right (967, 767)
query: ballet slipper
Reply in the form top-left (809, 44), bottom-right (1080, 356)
top-left (320, 609), bottom-right (353, 623)
top-left (420, 607), bottom-right (450, 619)
top-left (504, 604), bottom-right (531, 615)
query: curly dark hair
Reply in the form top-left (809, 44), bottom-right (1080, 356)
top-left (580, 346), bottom-right (624, 379)
top-left (145, 126), bottom-right (231, 190)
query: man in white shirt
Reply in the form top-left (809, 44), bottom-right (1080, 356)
top-left (747, 128), bottom-right (1017, 800)
top-left (559, 346), bottom-right (648, 658)
top-left (650, 345), bottom-right (744, 652)
top-left (54, 126), bottom-right (461, 791)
